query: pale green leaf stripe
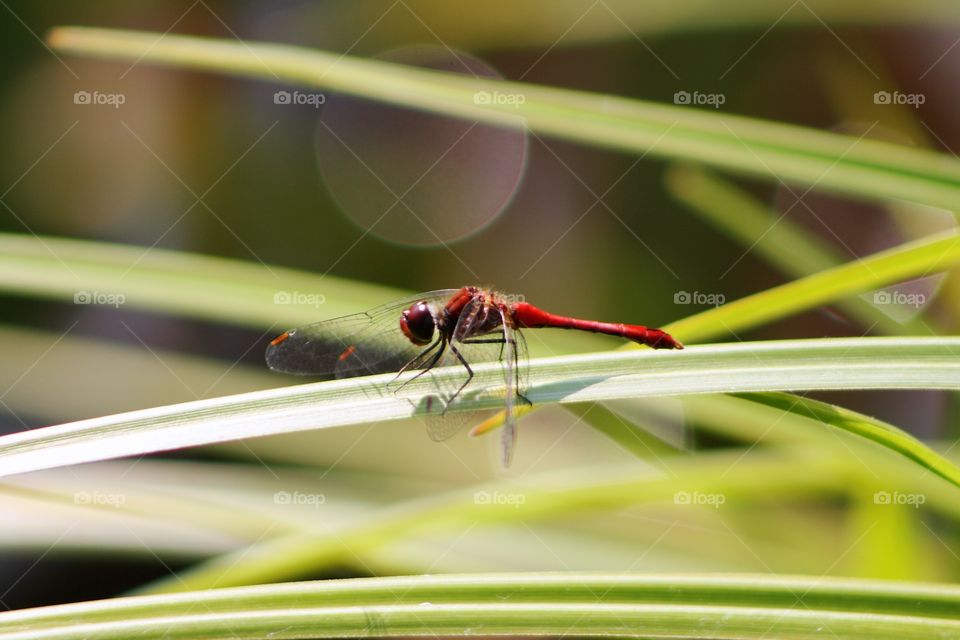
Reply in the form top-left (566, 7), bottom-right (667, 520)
top-left (49, 26), bottom-right (960, 210)
top-left (0, 337), bottom-right (958, 481)
top-left (2, 573), bottom-right (960, 640)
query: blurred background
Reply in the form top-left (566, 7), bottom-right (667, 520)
top-left (1, 0), bottom-right (960, 613)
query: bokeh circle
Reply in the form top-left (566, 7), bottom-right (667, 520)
top-left (316, 46), bottom-right (528, 247)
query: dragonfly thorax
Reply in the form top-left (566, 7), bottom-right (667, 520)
top-left (445, 287), bottom-right (509, 340)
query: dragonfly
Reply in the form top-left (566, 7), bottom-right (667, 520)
top-left (266, 286), bottom-right (683, 465)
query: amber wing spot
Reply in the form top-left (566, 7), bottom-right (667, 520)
top-left (338, 345), bottom-right (358, 362)
top-left (270, 331), bottom-right (290, 347)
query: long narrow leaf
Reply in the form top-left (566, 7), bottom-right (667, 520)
top-left (0, 233), bottom-right (602, 355)
top-left (48, 26), bottom-right (960, 210)
top-left (3, 573), bottom-right (960, 639)
top-left (0, 337), bottom-right (958, 482)
top-left (666, 230), bottom-right (960, 343)
top-left (664, 164), bottom-right (928, 335)
top-left (3, 231), bottom-right (958, 348)
top-left (137, 441), bottom-right (960, 593)
top-left (0, 233), bottom-right (404, 330)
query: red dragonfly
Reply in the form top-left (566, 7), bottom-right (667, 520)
top-left (266, 286), bottom-right (683, 465)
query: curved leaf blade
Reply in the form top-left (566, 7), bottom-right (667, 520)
top-left (0, 338), bottom-right (958, 484)
top-left (3, 573), bottom-right (960, 639)
top-left (47, 26), bottom-right (960, 210)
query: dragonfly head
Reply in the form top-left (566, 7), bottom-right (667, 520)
top-left (400, 301), bottom-right (436, 346)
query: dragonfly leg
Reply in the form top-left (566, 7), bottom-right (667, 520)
top-left (395, 336), bottom-right (442, 378)
top-left (394, 338), bottom-right (446, 391)
top-left (461, 336), bottom-right (508, 358)
top-left (461, 336), bottom-right (509, 368)
top-left (509, 336), bottom-right (531, 406)
top-left (444, 342), bottom-right (474, 413)
top-left (462, 336), bottom-right (531, 406)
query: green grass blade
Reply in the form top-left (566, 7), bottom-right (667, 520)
top-left (473, 227), bottom-right (960, 438)
top-left (3, 573), bottom-right (959, 639)
top-left (0, 337), bottom-right (958, 483)
top-left (665, 230), bottom-right (960, 343)
top-left (0, 324), bottom-right (275, 421)
top-left (47, 26), bottom-right (960, 210)
top-left (139, 439), bottom-right (960, 593)
top-left (3, 230), bottom-right (959, 349)
top-left (0, 233), bottom-right (604, 356)
top-left (327, 1), bottom-right (960, 51)
top-left (0, 233), bottom-right (405, 330)
top-left (664, 164), bottom-right (929, 335)
top-left (734, 391), bottom-right (960, 488)
top-left (561, 401), bottom-right (683, 459)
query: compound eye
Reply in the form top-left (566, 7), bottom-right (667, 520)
top-left (400, 301), bottom-right (435, 345)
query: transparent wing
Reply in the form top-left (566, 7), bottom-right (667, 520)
top-left (420, 298), bottom-right (530, 455)
top-left (417, 337), bottom-right (493, 443)
top-left (265, 290), bottom-right (458, 377)
top-left (498, 318), bottom-right (527, 467)
top-left (486, 309), bottom-right (530, 467)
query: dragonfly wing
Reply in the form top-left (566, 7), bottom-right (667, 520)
top-left (266, 290), bottom-right (458, 377)
top-left (417, 339), bottom-right (479, 442)
top-left (265, 313), bottom-right (417, 377)
top-left (419, 298), bottom-right (530, 460)
top-left (450, 304), bottom-right (528, 465)
top-left (498, 314), bottom-right (530, 467)
top-left (418, 296), bottom-right (504, 442)
top-left (455, 300), bottom-right (530, 465)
